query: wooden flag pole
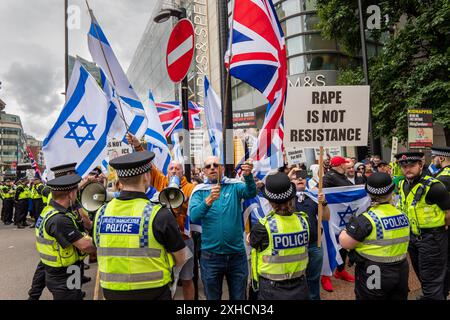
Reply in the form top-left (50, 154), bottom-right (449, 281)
top-left (317, 146), bottom-right (324, 248)
top-left (93, 268), bottom-right (100, 300)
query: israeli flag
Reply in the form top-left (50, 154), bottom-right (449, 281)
top-left (145, 92), bottom-right (171, 175)
top-left (252, 131), bottom-right (283, 181)
top-left (305, 185), bottom-right (371, 276)
top-left (204, 76), bottom-right (222, 159)
top-left (87, 11), bottom-right (147, 140)
top-left (43, 61), bottom-right (116, 178)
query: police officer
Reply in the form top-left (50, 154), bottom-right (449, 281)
top-left (28, 163), bottom-right (91, 300)
top-left (14, 179), bottom-right (30, 228)
top-left (396, 151), bottom-right (450, 300)
top-left (30, 178), bottom-right (44, 228)
top-left (250, 172), bottom-right (310, 300)
top-left (431, 146), bottom-right (450, 298)
top-left (1, 180), bottom-right (15, 225)
top-left (339, 173), bottom-right (410, 300)
top-left (35, 172), bottom-right (96, 300)
top-left (93, 151), bottom-right (188, 300)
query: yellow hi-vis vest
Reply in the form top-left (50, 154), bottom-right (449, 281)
top-left (2, 186), bottom-right (13, 199)
top-left (18, 186), bottom-right (30, 200)
top-left (436, 166), bottom-right (450, 182)
top-left (355, 204), bottom-right (410, 263)
top-left (31, 183), bottom-right (43, 200)
top-left (251, 211), bottom-right (309, 283)
top-left (35, 205), bottom-right (80, 267)
top-left (398, 175), bottom-right (446, 235)
top-left (93, 198), bottom-right (174, 291)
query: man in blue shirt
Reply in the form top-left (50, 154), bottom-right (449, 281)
top-left (189, 156), bottom-right (256, 300)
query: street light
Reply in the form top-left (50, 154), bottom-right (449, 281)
top-left (153, 6), bottom-right (191, 182)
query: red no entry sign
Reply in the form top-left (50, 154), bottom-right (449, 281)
top-left (166, 18), bottom-right (195, 83)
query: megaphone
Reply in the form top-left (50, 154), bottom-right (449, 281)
top-left (80, 182), bottom-right (118, 212)
top-left (159, 176), bottom-right (185, 209)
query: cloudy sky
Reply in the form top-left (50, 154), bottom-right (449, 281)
top-left (0, 0), bottom-right (157, 140)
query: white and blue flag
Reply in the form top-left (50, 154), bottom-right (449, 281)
top-left (204, 76), bottom-right (223, 159)
top-left (43, 60), bottom-right (116, 178)
top-left (88, 10), bottom-right (147, 141)
top-left (145, 92), bottom-right (171, 175)
top-left (305, 185), bottom-right (371, 276)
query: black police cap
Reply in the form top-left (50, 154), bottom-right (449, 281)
top-left (109, 151), bottom-right (155, 178)
top-left (50, 163), bottom-right (77, 178)
top-left (431, 146), bottom-right (450, 158)
top-left (47, 174), bottom-right (81, 192)
top-left (366, 172), bottom-right (395, 196)
top-left (395, 152), bottom-right (424, 164)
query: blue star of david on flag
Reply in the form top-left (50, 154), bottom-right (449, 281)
top-left (337, 205), bottom-right (358, 227)
top-left (64, 116), bottom-right (97, 147)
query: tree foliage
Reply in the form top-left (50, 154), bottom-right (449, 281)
top-left (317, 0), bottom-right (450, 144)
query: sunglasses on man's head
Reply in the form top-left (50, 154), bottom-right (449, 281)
top-left (205, 163), bottom-right (219, 169)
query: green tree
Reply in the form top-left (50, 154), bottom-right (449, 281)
top-left (317, 0), bottom-right (450, 144)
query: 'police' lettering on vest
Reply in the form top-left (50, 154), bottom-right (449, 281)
top-left (273, 231), bottom-right (308, 250)
top-left (99, 217), bottom-right (141, 235)
top-left (381, 215), bottom-right (409, 231)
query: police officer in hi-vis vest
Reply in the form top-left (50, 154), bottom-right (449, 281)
top-left (339, 173), bottom-right (410, 300)
top-left (93, 151), bottom-right (189, 300)
top-left (250, 172), bottom-right (310, 300)
top-left (396, 151), bottom-right (450, 300)
top-left (431, 146), bottom-right (450, 298)
top-left (1, 179), bottom-right (15, 225)
top-left (29, 163), bottom-right (92, 300)
top-left (35, 172), bottom-right (96, 300)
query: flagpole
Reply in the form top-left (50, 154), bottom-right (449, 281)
top-left (317, 146), bottom-right (324, 248)
top-left (85, 0), bottom-right (130, 135)
top-left (219, 0), bottom-right (235, 174)
top-left (65, 0), bottom-right (69, 97)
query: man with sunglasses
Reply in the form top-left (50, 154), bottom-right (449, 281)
top-left (188, 156), bottom-right (257, 300)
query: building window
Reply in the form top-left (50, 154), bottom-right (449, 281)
top-left (287, 36), bottom-right (305, 56)
top-left (289, 56), bottom-right (305, 75)
top-left (301, 0), bottom-right (317, 11)
top-left (306, 53), bottom-right (338, 71)
top-left (303, 34), bottom-right (337, 51)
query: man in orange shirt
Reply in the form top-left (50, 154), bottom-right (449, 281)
top-left (127, 134), bottom-right (196, 300)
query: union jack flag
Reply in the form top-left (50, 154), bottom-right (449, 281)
top-left (27, 147), bottom-right (41, 178)
top-left (156, 101), bottom-right (203, 138)
top-left (225, 0), bottom-right (287, 160)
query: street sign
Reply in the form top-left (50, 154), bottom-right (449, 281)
top-left (407, 109), bottom-right (433, 149)
top-left (284, 86), bottom-right (370, 148)
top-left (166, 18), bottom-right (195, 83)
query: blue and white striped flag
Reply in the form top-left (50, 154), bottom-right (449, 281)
top-left (87, 10), bottom-right (147, 141)
top-left (43, 60), bottom-right (116, 178)
top-left (305, 185), bottom-right (371, 276)
top-left (204, 76), bottom-right (222, 159)
top-left (145, 92), bottom-right (171, 175)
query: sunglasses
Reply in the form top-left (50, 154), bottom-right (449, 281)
top-left (205, 163), bottom-right (219, 169)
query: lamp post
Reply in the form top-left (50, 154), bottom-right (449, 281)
top-left (154, 7), bottom-right (191, 182)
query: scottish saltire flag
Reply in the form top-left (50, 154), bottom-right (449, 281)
top-left (226, 0), bottom-right (287, 160)
top-left (101, 156), bottom-right (109, 175)
top-left (27, 147), bottom-right (41, 179)
top-left (87, 10), bottom-right (147, 140)
top-left (204, 76), bottom-right (222, 158)
top-left (43, 61), bottom-right (116, 178)
top-left (145, 92), bottom-right (171, 175)
top-left (156, 101), bottom-right (203, 138)
top-left (305, 185), bottom-right (371, 276)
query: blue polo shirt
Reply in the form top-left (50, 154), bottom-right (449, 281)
top-left (189, 175), bottom-right (257, 254)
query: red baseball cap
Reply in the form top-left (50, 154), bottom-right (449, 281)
top-left (330, 156), bottom-right (349, 167)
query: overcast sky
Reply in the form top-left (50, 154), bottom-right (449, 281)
top-left (0, 0), bottom-right (156, 140)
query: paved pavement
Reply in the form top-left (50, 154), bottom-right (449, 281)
top-left (0, 218), bottom-right (433, 301)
